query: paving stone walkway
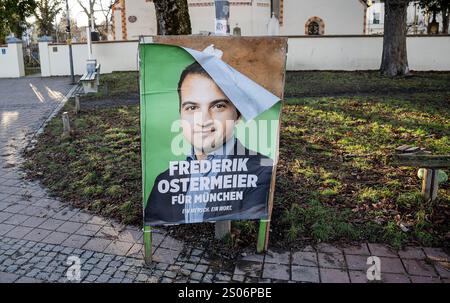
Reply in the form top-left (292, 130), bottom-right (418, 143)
top-left (0, 77), bottom-right (449, 283)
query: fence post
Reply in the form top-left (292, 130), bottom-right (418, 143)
top-left (143, 225), bottom-right (152, 265)
top-left (422, 168), bottom-right (439, 201)
top-left (75, 95), bottom-right (80, 114)
top-left (62, 112), bottom-right (71, 136)
top-left (5, 37), bottom-right (25, 77)
top-left (38, 36), bottom-right (52, 77)
top-left (215, 221), bottom-right (231, 240)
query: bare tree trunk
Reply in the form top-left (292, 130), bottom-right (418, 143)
top-left (380, 0), bottom-right (410, 77)
top-left (77, 0), bottom-right (96, 29)
top-left (153, 0), bottom-right (191, 35)
top-left (442, 5), bottom-right (449, 34)
top-left (100, 0), bottom-right (113, 35)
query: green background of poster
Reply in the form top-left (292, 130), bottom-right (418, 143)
top-left (140, 44), bottom-right (281, 209)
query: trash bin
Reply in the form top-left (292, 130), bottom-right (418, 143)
top-left (91, 31), bottom-right (100, 41)
top-left (86, 59), bottom-right (97, 73)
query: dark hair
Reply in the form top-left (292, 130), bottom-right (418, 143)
top-left (177, 62), bottom-right (210, 111)
top-left (178, 62), bottom-right (210, 93)
top-left (177, 62), bottom-right (241, 118)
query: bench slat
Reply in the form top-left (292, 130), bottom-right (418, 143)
top-left (80, 72), bottom-right (97, 82)
top-left (389, 154), bottom-right (450, 168)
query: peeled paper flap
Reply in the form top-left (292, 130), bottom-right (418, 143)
top-left (182, 47), bottom-right (281, 121)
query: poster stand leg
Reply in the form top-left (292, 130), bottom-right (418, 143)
top-left (215, 220), bottom-right (231, 239)
top-left (257, 219), bottom-right (269, 253)
top-left (143, 225), bottom-right (152, 265)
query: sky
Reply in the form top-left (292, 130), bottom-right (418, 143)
top-left (59, 0), bottom-right (115, 27)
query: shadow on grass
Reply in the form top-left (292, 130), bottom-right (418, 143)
top-left (285, 94), bottom-right (450, 152)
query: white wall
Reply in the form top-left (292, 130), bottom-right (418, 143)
top-left (189, 0), bottom-right (271, 35)
top-left (113, 9), bottom-right (124, 40)
top-left (251, 1), bottom-right (272, 36)
top-left (286, 36), bottom-right (450, 71)
top-left (0, 42), bottom-right (25, 78)
top-left (407, 36), bottom-right (450, 71)
top-left (281, 0), bottom-right (367, 35)
top-left (112, 0), bottom-right (271, 37)
top-left (38, 36), bottom-right (450, 77)
top-left (189, 3), bottom-right (256, 35)
top-left (38, 41), bottom-right (51, 77)
top-left (287, 36), bottom-right (381, 70)
top-left (188, 4), bottom-right (215, 34)
top-left (40, 41), bottom-right (139, 76)
top-left (112, 0), bottom-right (375, 38)
top-left (125, 0), bottom-right (157, 39)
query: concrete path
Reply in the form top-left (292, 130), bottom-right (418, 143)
top-left (0, 77), bottom-right (449, 283)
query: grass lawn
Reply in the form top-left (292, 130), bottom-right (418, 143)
top-left (82, 71), bottom-right (140, 100)
top-left (284, 71), bottom-right (450, 97)
top-left (23, 71), bottom-right (450, 251)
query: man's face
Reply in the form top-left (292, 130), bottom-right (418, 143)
top-left (180, 73), bottom-right (239, 155)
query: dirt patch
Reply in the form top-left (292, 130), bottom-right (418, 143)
top-left (80, 93), bottom-right (139, 109)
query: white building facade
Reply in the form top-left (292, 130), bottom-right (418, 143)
top-left (111, 0), bottom-right (273, 40)
top-left (111, 0), bottom-right (370, 40)
top-left (112, 0), bottom-right (157, 40)
top-left (277, 0), bottom-right (368, 36)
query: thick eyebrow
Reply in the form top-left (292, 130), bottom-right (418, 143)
top-left (209, 99), bottom-right (231, 107)
top-left (181, 101), bottom-right (199, 107)
top-left (181, 99), bottom-right (231, 108)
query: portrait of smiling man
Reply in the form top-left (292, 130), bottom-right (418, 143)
top-left (144, 61), bottom-right (274, 225)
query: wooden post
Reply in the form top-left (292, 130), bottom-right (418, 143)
top-left (215, 221), bottom-right (231, 240)
top-left (257, 102), bottom-right (284, 253)
top-left (389, 147), bottom-right (448, 202)
top-left (75, 95), bottom-right (80, 114)
top-left (62, 112), bottom-right (70, 136)
top-left (143, 225), bottom-right (152, 265)
top-left (422, 168), bottom-right (439, 201)
top-left (257, 219), bottom-right (268, 253)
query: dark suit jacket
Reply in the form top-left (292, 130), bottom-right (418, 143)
top-left (144, 140), bottom-right (273, 225)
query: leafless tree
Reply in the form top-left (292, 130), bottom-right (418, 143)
top-left (98, 0), bottom-right (113, 34)
top-left (76, 0), bottom-right (96, 29)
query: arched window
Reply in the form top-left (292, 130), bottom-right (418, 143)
top-left (308, 21), bottom-right (320, 35)
top-left (305, 17), bottom-right (325, 35)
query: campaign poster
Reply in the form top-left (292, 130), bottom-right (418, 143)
top-left (140, 37), bottom-right (286, 226)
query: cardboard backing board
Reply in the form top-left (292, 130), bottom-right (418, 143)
top-left (152, 36), bottom-right (287, 99)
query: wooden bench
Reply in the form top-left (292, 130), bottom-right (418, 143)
top-left (389, 145), bottom-right (449, 201)
top-left (80, 63), bottom-right (101, 94)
